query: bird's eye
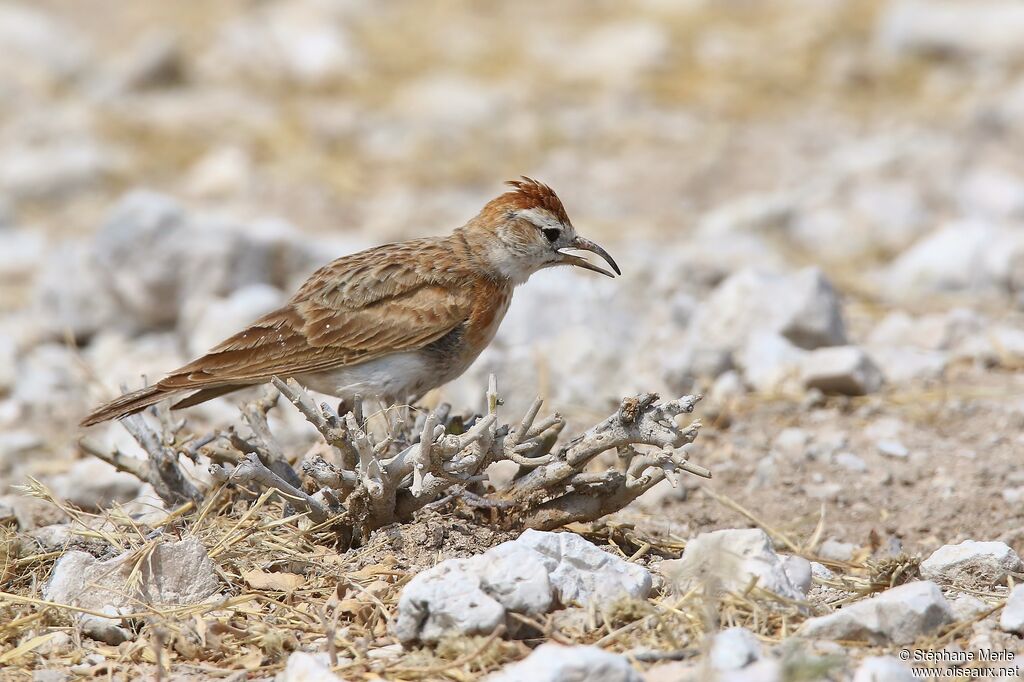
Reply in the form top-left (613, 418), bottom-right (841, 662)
top-left (542, 228), bottom-right (560, 242)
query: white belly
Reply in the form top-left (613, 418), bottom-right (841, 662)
top-left (294, 351), bottom-right (448, 402)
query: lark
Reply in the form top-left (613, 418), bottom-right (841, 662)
top-left (81, 178), bottom-right (619, 426)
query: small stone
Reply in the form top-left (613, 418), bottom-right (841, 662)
top-left (485, 643), bottom-right (640, 682)
top-left (392, 558), bottom-right (506, 645)
top-left (1003, 487), bottom-right (1024, 504)
top-left (852, 656), bottom-right (915, 682)
top-left (737, 332), bottom-right (805, 393)
top-left (276, 651), bottom-right (345, 682)
top-left (513, 529), bottom-right (653, 607)
top-left (811, 562), bottom-right (834, 581)
top-left (709, 627), bottom-right (761, 670)
top-left (799, 581), bottom-right (954, 645)
top-left (818, 538), bottom-right (857, 562)
top-left (999, 585), bottom-right (1024, 634)
top-left (780, 555), bottom-right (813, 595)
top-left (949, 594), bottom-right (991, 621)
top-left (801, 346), bottom-right (883, 396)
top-left (772, 428), bottom-right (809, 460)
top-left (920, 540), bottom-right (1024, 586)
top-left (49, 459), bottom-right (142, 511)
top-left (44, 537), bottom-right (219, 615)
top-left (32, 670), bottom-right (70, 682)
top-left (876, 440), bottom-right (909, 458)
top-left (392, 530), bottom-right (651, 645)
top-left (659, 528), bottom-right (803, 600)
top-left (878, 0), bottom-right (1024, 61)
top-left (680, 267), bottom-right (847, 379)
top-left (834, 452), bottom-right (867, 472)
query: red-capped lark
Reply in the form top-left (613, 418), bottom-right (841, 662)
top-left (81, 178), bottom-right (619, 426)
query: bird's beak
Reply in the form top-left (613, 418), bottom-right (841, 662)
top-left (557, 236), bottom-right (621, 278)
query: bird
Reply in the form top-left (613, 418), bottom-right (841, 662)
top-left (81, 178), bottom-right (619, 426)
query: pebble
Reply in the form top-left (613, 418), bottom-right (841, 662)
top-left (852, 656), bottom-right (915, 682)
top-left (709, 627), bottom-right (761, 670)
top-left (801, 346), bottom-right (883, 396)
top-left (920, 540), bottom-right (1024, 586)
top-left (659, 528), bottom-right (804, 600)
top-left (392, 530), bottom-right (651, 645)
top-left (485, 643), bottom-right (640, 682)
top-left (800, 581), bottom-right (954, 645)
top-left (999, 585), bottom-right (1024, 634)
top-left (876, 440), bottom-right (909, 458)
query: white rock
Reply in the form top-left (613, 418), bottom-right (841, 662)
top-left (878, 1), bottom-right (1024, 61)
top-left (959, 168), bottom-right (1024, 220)
top-left (45, 537), bottom-right (219, 609)
top-left (681, 268), bottom-right (847, 378)
top-left (83, 190), bottom-right (318, 331)
top-left (0, 3), bottom-right (90, 86)
top-left (799, 581), bottom-right (954, 645)
top-left (811, 562), bottom-right (834, 581)
top-left (949, 594), bottom-right (991, 621)
top-left (801, 347), bottom-right (882, 396)
top-left (999, 585), bottom-right (1024, 634)
top-left (485, 643), bottom-right (640, 682)
top-left (33, 243), bottom-right (121, 340)
top-left (206, 2), bottom-right (358, 86)
top-left (884, 221), bottom-right (1024, 299)
top-left (503, 529), bottom-right (653, 607)
top-left (0, 229), bottom-right (44, 280)
top-left (1003, 487), bottom-right (1024, 504)
top-left (737, 332), bottom-right (806, 393)
top-left (277, 652), bottom-right (346, 682)
top-left (920, 541), bottom-right (1024, 586)
top-left (852, 656), bottom-right (915, 682)
top-left (867, 347), bottom-right (948, 384)
top-left (392, 530), bottom-right (651, 644)
top-left (184, 145), bottom-right (253, 198)
top-left (709, 627), bottom-right (761, 670)
top-left (0, 140), bottom-right (122, 200)
top-left (781, 555), bottom-right (813, 595)
top-left (818, 538), bottom-right (857, 562)
top-left (876, 440), bottom-right (909, 458)
top-left (659, 528), bottom-right (803, 600)
top-left (834, 452), bottom-right (867, 472)
top-left (49, 459), bottom-right (142, 511)
top-left (772, 428), bottom-right (810, 460)
top-left (392, 558), bottom-right (506, 645)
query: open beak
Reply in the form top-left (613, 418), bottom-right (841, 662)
top-left (558, 237), bottom-right (621, 278)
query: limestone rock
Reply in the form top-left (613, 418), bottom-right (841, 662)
top-left (801, 346), bottom-right (883, 396)
top-left (799, 581), bottom-right (953, 645)
top-left (658, 528), bottom-right (803, 601)
top-left (920, 540), bottom-right (1024, 586)
top-left (485, 643), bottom-right (640, 682)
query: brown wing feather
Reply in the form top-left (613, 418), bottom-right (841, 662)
top-left (80, 236), bottom-right (486, 425)
top-left (87, 240), bottom-right (472, 415)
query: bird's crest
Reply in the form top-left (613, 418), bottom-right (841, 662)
top-left (497, 177), bottom-right (571, 225)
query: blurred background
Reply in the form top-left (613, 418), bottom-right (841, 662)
top-left (2, 0), bottom-right (1024, 545)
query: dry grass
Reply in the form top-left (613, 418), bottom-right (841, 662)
top-left (1, 472), bottom-right (1019, 680)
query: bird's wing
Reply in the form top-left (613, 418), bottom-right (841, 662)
top-left (157, 242), bottom-right (473, 390)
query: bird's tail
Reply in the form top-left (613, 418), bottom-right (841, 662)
top-left (80, 385), bottom-right (171, 427)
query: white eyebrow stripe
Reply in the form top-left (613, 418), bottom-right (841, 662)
top-left (516, 207), bottom-right (564, 231)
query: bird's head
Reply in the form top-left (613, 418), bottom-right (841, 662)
top-left (466, 177), bottom-right (620, 285)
